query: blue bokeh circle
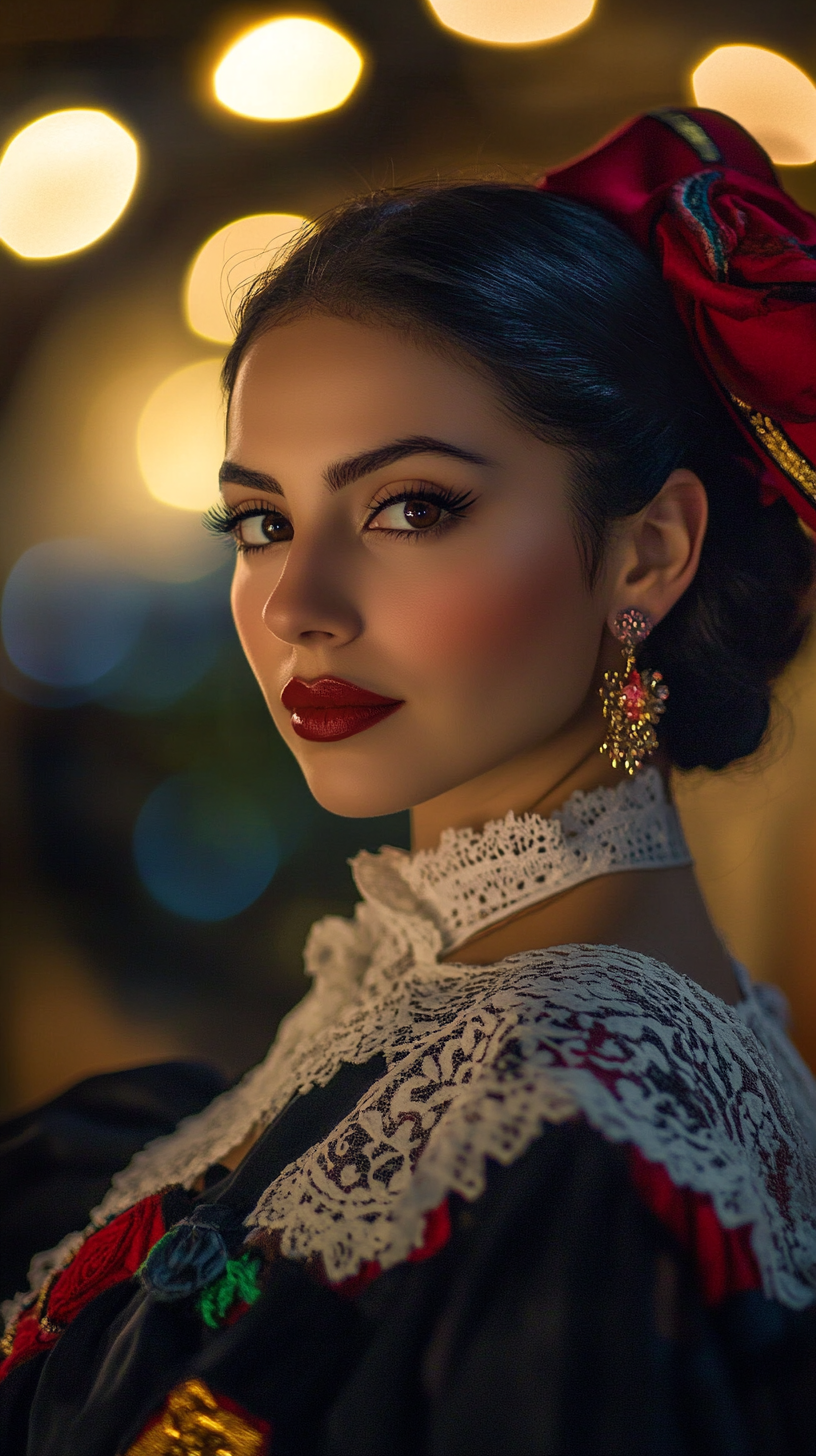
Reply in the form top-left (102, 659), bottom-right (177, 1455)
top-left (1, 537), bottom-right (149, 687)
top-left (133, 772), bottom-right (279, 921)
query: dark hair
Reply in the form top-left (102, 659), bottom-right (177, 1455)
top-left (223, 183), bottom-right (815, 771)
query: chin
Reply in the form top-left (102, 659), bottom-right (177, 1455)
top-left (281, 712), bottom-right (451, 820)
top-left (292, 733), bottom-right (472, 819)
top-left (286, 736), bottom-right (415, 817)
top-left (300, 763), bottom-right (415, 819)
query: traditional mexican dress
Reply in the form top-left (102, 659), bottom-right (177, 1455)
top-left (2, 770), bottom-right (816, 1455)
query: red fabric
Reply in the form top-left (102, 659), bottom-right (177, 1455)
top-left (0, 1312), bottom-right (60, 1379)
top-left (542, 109), bottom-right (816, 530)
top-left (332, 1197), bottom-right (452, 1300)
top-left (47, 1192), bottom-right (166, 1325)
top-left (629, 1146), bottom-right (761, 1306)
top-left (0, 1192), bottom-right (167, 1383)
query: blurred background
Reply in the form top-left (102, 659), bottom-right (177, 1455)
top-left (1, 0), bottom-right (816, 1116)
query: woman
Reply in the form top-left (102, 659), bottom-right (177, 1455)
top-left (2, 107), bottom-right (816, 1455)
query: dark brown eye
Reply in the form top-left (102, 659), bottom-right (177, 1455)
top-left (261, 512), bottom-right (293, 542)
top-left (238, 511), bottom-right (293, 547)
top-left (371, 497), bottom-right (445, 532)
top-left (402, 499), bottom-right (441, 528)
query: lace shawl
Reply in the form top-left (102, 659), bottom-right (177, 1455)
top-left (9, 771), bottom-right (816, 1320)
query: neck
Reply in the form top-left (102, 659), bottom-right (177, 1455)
top-left (410, 693), bottom-right (637, 852)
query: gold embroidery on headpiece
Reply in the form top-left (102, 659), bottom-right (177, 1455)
top-left (649, 110), bottom-right (722, 164)
top-left (730, 394), bottom-right (816, 506)
top-left (125, 1377), bottom-right (267, 1456)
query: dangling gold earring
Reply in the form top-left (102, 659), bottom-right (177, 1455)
top-left (600, 607), bottom-right (669, 775)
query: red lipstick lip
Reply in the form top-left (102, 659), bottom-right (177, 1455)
top-left (281, 677), bottom-right (404, 743)
top-left (282, 677), bottom-right (402, 710)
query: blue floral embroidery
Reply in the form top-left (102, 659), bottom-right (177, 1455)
top-left (139, 1206), bottom-right (245, 1302)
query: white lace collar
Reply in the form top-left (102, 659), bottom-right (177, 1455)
top-left (10, 770), bottom-right (816, 1327)
top-left (351, 766), bottom-right (691, 954)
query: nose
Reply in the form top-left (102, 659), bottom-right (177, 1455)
top-left (261, 535), bottom-right (363, 647)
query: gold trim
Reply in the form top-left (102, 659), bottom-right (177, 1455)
top-left (650, 110), bottom-right (721, 164)
top-left (730, 394), bottom-right (816, 505)
top-left (0, 1317), bottom-right (17, 1359)
top-left (126, 1378), bottom-right (267, 1456)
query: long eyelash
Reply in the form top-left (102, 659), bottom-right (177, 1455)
top-left (203, 498), bottom-right (284, 552)
top-left (203, 500), bottom-right (239, 536)
top-left (365, 482), bottom-right (477, 538)
top-left (204, 484), bottom-right (475, 553)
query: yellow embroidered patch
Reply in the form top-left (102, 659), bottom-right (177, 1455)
top-left (126, 1377), bottom-right (267, 1456)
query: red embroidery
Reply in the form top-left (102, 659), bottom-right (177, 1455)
top-left (0, 1312), bottom-right (60, 1379)
top-left (0, 1192), bottom-right (167, 1383)
top-left (629, 1147), bottom-right (761, 1306)
top-left (332, 1197), bottom-right (452, 1300)
top-left (48, 1193), bottom-right (166, 1326)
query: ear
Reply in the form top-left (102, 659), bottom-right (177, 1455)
top-left (604, 469), bottom-right (708, 629)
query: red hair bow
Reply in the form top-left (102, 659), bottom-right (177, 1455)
top-left (541, 109), bottom-right (816, 531)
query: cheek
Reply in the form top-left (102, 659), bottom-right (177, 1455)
top-left (230, 563), bottom-right (279, 666)
top-left (230, 567), bottom-right (254, 651)
top-left (382, 533), bottom-right (589, 677)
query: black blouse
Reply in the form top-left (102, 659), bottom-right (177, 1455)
top-left (2, 1058), bottom-right (816, 1456)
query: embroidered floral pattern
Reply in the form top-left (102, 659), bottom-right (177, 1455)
top-left (0, 1194), bottom-right (166, 1379)
top-left (48, 1193), bottom-right (166, 1326)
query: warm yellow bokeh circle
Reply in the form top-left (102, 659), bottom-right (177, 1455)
top-left (213, 16), bottom-right (363, 121)
top-left (0, 108), bottom-right (139, 259)
top-left (185, 213), bottom-right (308, 344)
top-left (692, 45), bottom-right (816, 166)
top-left (137, 360), bottom-right (225, 512)
top-left (425, 0), bottom-right (595, 45)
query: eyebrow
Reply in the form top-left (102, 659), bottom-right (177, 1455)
top-left (324, 435), bottom-right (491, 492)
top-left (218, 461), bottom-right (283, 496)
top-left (218, 435), bottom-right (490, 498)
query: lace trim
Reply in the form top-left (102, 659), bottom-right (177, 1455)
top-left (352, 767), bottom-right (692, 953)
top-left (238, 949), bottom-right (816, 1309)
top-left (9, 948), bottom-right (813, 1329)
top-left (79, 772), bottom-right (690, 1226)
top-left (6, 773), bottom-right (816, 1327)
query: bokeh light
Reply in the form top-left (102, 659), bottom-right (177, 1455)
top-left (133, 772), bottom-right (279, 920)
top-left (1, 538), bottom-right (148, 687)
top-left (185, 212), bottom-right (307, 343)
top-left (0, 109), bottom-right (138, 259)
top-left (425, 0), bottom-right (595, 45)
top-left (136, 359), bottom-right (224, 511)
top-left (692, 45), bottom-right (816, 165)
top-left (213, 17), bottom-right (363, 121)
top-left (96, 569), bottom-right (230, 713)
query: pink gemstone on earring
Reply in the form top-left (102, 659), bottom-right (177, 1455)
top-left (621, 669), bottom-right (647, 721)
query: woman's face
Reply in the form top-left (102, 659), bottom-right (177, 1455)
top-left (225, 314), bottom-right (610, 818)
